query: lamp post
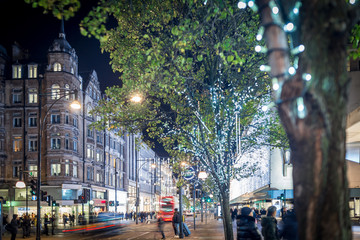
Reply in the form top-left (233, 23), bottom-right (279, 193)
top-left (36, 86), bottom-right (80, 240)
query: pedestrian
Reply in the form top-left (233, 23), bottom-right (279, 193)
top-left (172, 208), bottom-right (181, 238)
top-left (158, 215), bottom-right (166, 239)
top-left (9, 214), bottom-right (19, 240)
top-left (236, 207), bottom-right (261, 240)
top-left (22, 214), bottom-right (31, 237)
top-left (43, 214), bottom-right (49, 236)
top-left (261, 206), bottom-right (279, 240)
top-left (279, 209), bottom-right (298, 240)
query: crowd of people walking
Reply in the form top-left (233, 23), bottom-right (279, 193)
top-left (233, 205), bottom-right (298, 240)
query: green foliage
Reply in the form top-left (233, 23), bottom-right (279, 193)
top-left (84, 0), bottom-right (286, 197)
top-left (24, 0), bottom-right (81, 20)
top-left (350, 24), bottom-right (360, 59)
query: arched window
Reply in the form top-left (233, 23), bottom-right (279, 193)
top-left (64, 84), bottom-right (70, 100)
top-left (54, 62), bottom-right (62, 72)
top-left (87, 104), bottom-right (93, 118)
top-left (71, 67), bottom-right (74, 74)
top-left (51, 84), bottom-right (60, 100)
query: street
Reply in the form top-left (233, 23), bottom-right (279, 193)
top-left (2, 216), bottom-right (360, 240)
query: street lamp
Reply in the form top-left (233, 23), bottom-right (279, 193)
top-left (130, 95), bottom-right (142, 103)
top-left (36, 87), bottom-right (80, 240)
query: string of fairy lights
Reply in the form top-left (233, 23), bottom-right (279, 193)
top-left (237, 0), bottom-right (357, 118)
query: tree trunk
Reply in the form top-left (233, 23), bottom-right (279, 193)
top-left (256, 0), bottom-right (354, 239)
top-left (220, 190), bottom-right (234, 240)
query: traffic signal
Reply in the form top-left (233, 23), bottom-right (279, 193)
top-left (206, 197), bottom-right (211, 202)
top-left (46, 196), bottom-right (51, 206)
top-left (109, 201), bottom-right (114, 206)
top-left (280, 193), bottom-right (285, 200)
top-left (78, 195), bottom-right (85, 203)
top-left (30, 180), bottom-right (37, 196)
top-left (41, 191), bottom-right (48, 201)
top-left (83, 189), bottom-right (91, 202)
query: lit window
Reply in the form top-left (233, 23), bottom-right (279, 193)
top-left (73, 163), bottom-right (78, 178)
top-left (12, 89), bottom-right (22, 104)
top-left (65, 84), bottom-right (70, 100)
top-left (65, 163), bottom-right (70, 176)
top-left (51, 84), bottom-right (60, 100)
top-left (87, 104), bottom-right (93, 118)
top-left (29, 165), bottom-right (38, 177)
top-left (51, 164), bottom-right (61, 176)
top-left (73, 140), bottom-right (78, 152)
top-left (28, 138), bottom-right (38, 151)
top-left (28, 65), bottom-right (38, 78)
top-left (87, 144), bottom-right (94, 159)
top-left (71, 67), bottom-right (74, 74)
top-left (54, 62), bottom-right (61, 72)
top-left (13, 137), bottom-right (22, 152)
top-left (51, 138), bottom-right (61, 149)
top-left (28, 88), bottom-right (38, 103)
top-left (12, 65), bottom-right (22, 78)
top-left (96, 173), bottom-right (100, 182)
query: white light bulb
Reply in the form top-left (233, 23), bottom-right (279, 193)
top-left (248, 1), bottom-right (254, 7)
top-left (293, 8), bottom-right (299, 14)
top-left (256, 34), bottom-right (262, 41)
top-left (255, 45), bottom-right (262, 52)
top-left (302, 73), bottom-right (312, 81)
top-left (284, 22), bottom-right (295, 32)
top-left (297, 104), bottom-right (304, 112)
top-left (262, 105), bottom-right (268, 111)
top-left (299, 45), bottom-right (305, 52)
top-left (272, 6), bottom-right (279, 14)
top-left (350, 0), bottom-right (356, 4)
top-left (237, 1), bottom-right (247, 9)
top-left (288, 67), bottom-right (296, 75)
top-left (273, 83), bottom-right (279, 90)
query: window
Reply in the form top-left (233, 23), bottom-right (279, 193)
top-left (65, 137), bottom-right (69, 150)
top-left (96, 151), bottom-right (103, 162)
top-left (51, 114), bottom-right (60, 124)
top-left (87, 166), bottom-right (93, 181)
top-left (51, 164), bottom-right (61, 176)
top-left (65, 84), bottom-right (70, 100)
top-left (87, 144), bottom-right (94, 159)
top-left (65, 162), bottom-right (70, 176)
top-left (29, 165), bottom-right (38, 177)
top-left (28, 88), bottom-right (38, 103)
top-left (51, 138), bottom-right (61, 149)
top-left (51, 84), bottom-right (60, 100)
top-left (12, 65), bottom-right (22, 78)
top-left (65, 114), bottom-right (69, 124)
top-left (73, 162), bottom-right (78, 178)
top-left (28, 65), bottom-right (37, 78)
top-left (96, 172), bottom-right (100, 182)
top-left (13, 166), bottom-right (20, 177)
top-left (96, 131), bottom-right (103, 144)
top-left (28, 138), bottom-right (38, 152)
top-left (13, 117), bottom-right (22, 127)
top-left (73, 116), bottom-right (78, 128)
top-left (13, 137), bottom-right (22, 152)
top-left (87, 127), bottom-right (94, 138)
top-left (28, 113), bottom-right (37, 127)
top-left (54, 62), bottom-right (61, 72)
top-left (71, 67), bottom-right (74, 74)
top-left (73, 138), bottom-right (78, 152)
top-left (87, 104), bottom-right (93, 118)
top-left (12, 89), bottom-right (22, 103)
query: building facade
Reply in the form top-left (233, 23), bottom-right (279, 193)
top-left (0, 21), bottom-right (175, 224)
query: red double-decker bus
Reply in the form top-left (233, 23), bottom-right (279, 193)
top-left (159, 196), bottom-right (179, 222)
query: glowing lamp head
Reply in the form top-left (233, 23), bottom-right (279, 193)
top-left (16, 181), bottom-right (26, 188)
top-left (130, 95), bottom-right (142, 103)
top-left (70, 100), bottom-right (81, 110)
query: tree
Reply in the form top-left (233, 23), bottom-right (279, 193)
top-left (80, 1), bottom-right (282, 240)
top-left (237, 0), bottom-right (359, 239)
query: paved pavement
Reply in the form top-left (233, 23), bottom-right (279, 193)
top-left (2, 217), bottom-right (360, 239)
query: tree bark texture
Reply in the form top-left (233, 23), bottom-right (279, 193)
top-left (256, 0), bottom-right (356, 239)
top-left (220, 191), bottom-right (234, 240)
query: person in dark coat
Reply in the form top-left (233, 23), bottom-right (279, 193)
top-left (279, 209), bottom-right (298, 240)
top-left (43, 214), bottom-right (49, 236)
top-left (22, 214), bottom-right (31, 237)
top-left (261, 206), bottom-right (279, 240)
top-left (236, 207), bottom-right (262, 240)
top-left (9, 214), bottom-right (19, 240)
top-left (172, 208), bottom-right (181, 237)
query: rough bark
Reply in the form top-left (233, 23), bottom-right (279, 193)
top-left (220, 190), bottom-right (234, 240)
top-left (255, 0), bottom-right (356, 239)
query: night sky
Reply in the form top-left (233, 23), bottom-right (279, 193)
top-left (0, 0), bottom-right (121, 92)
